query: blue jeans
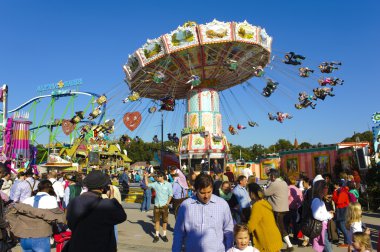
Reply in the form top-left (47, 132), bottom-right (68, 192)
top-left (323, 227), bottom-right (333, 252)
top-left (336, 219), bottom-right (351, 244)
top-left (20, 237), bottom-right (51, 252)
top-left (141, 188), bottom-right (151, 211)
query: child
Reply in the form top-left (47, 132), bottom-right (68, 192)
top-left (346, 202), bottom-right (370, 240)
top-left (351, 232), bottom-right (372, 252)
top-left (227, 224), bottom-right (259, 252)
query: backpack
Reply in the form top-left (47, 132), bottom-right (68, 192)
top-left (348, 192), bottom-right (357, 203)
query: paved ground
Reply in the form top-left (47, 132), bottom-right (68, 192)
top-left (116, 203), bottom-right (379, 252)
top-left (12, 203), bottom-right (379, 251)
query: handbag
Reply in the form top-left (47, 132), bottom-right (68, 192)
top-left (301, 217), bottom-right (322, 239)
top-left (52, 221), bottom-right (69, 235)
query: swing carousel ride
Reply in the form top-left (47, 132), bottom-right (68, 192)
top-left (1, 19), bottom-right (344, 172)
top-left (119, 19), bottom-right (344, 167)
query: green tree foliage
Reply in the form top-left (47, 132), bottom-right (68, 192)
top-left (342, 131), bottom-right (373, 143)
top-left (299, 142), bottom-right (312, 149)
top-left (118, 136), bottom-right (178, 163)
top-left (251, 144), bottom-right (266, 161)
top-left (267, 139), bottom-right (293, 152)
top-left (229, 144), bottom-right (254, 161)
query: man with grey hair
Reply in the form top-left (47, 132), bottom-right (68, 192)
top-left (264, 169), bottom-right (293, 251)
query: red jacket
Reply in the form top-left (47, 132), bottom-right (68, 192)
top-left (332, 186), bottom-right (350, 209)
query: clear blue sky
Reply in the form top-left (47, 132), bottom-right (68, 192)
top-left (1, 0), bottom-right (379, 147)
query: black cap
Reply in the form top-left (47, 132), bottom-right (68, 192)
top-left (83, 170), bottom-right (109, 190)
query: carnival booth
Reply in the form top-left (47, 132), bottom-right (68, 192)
top-left (279, 142), bottom-right (370, 178)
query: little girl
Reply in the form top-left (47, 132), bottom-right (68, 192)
top-left (351, 232), bottom-right (372, 252)
top-left (227, 224), bottom-right (259, 252)
top-left (346, 202), bottom-right (370, 236)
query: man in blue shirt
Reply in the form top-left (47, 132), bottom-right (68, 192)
top-left (144, 171), bottom-right (173, 243)
top-left (172, 173), bottom-right (233, 252)
top-left (232, 175), bottom-right (251, 223)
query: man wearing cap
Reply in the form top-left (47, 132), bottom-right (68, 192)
top-left (64, 170), bottom-right (126, 252)
top-left (144, 171), bottom-right (173, 243)
top-left (263, 169), bottom-right (294, 251)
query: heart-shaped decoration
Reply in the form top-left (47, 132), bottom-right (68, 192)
top-left (123, 112), bottom-right (142, 131)
top-left (62, 119), bottom-right (75, 135)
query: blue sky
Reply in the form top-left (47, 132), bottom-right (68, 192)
top-left (1, 0), bottom-right (379, 147)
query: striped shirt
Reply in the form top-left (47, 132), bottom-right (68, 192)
top-left (173, 194), bottom-right (234, 252)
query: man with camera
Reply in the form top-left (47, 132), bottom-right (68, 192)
top-left (64, 170), bottom-right (126, 252)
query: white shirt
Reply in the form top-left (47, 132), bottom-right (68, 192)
top-left (23, 192), bottom-right (58, 209)
top-left (311, 198), bottom-right (333, 222)
top-left (242, 168), bottom-right (253, 179)
top-left (1, 178), bottom-right (13, 196)
top-left (227, 246), bottom-right (259, 252)
top-left (49, 178), bottom-right (64, 202)
top-left (349, 221), bottom-right (363, 239)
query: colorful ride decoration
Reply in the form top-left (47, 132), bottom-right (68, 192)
top-left (179, 88), bottom-right (228, 159)
top-left (3, 113), bottom-right (32, 162)
top-left (123, 19), bottom-right (272, 167)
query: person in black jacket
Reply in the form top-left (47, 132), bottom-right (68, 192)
top-left (63, 170), bottom-right (127, 252)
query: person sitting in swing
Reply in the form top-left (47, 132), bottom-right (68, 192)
top-left (318, 61), bottom-right (341, 73)
top-left (248, 121), bottom-right (259, 127)
top-left (299, 67), bottom-right (314, 77)
top-left (253, 66), bottom-right (265, 77)
top-left (186, 75), bottom-right (201, 90)
top-left (313, 87), bottom-right (335, 100)
top-left (229, 125), bottom-right (238, 135)
top-left (283, 52), bottom-right (305, 65)
top-left (318, 77), bottom-right (344, 86)
top-left (262, 79), bottom-right (278, 97)
top-left (225, 59), bottom-right (238, 71)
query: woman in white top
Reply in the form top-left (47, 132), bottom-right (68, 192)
top-left (311, 180), bottom-right (334, 252)
top-left (21, 180), bottom-right (59, 251)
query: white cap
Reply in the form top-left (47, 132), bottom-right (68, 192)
top-left (313, 174), bottom-right (324, 185)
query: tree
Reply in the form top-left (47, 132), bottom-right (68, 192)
top-left (299, 142), bottom-right (312, 149)
top-left (267, 139), bottom-right (293, 153)
top-left (251, 144), bottom-right (266, 161)
top-left (229, 144), bottom-right (253, 161)
top-left (342, 131), bottom-right (373, 143)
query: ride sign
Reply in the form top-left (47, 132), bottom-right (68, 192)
top-left (37, 79), bottom-right (82, 94)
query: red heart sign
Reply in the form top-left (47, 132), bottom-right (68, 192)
top-left (62, 119), bottom-right (76, 135)
top-left (123, 112), bottom-right (142, 131)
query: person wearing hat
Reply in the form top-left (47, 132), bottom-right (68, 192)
top-left (63, 170), bottom-right (127, 252)
top-left (144, 170), bottom-right (173, 243)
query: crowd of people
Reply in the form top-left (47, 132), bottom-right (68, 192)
top-left (0, 163), bottom-right (374, 252)
top-left (134, 164), bottom-right (373, 252)
top-left (0, 168), bottom-right (126, 252)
